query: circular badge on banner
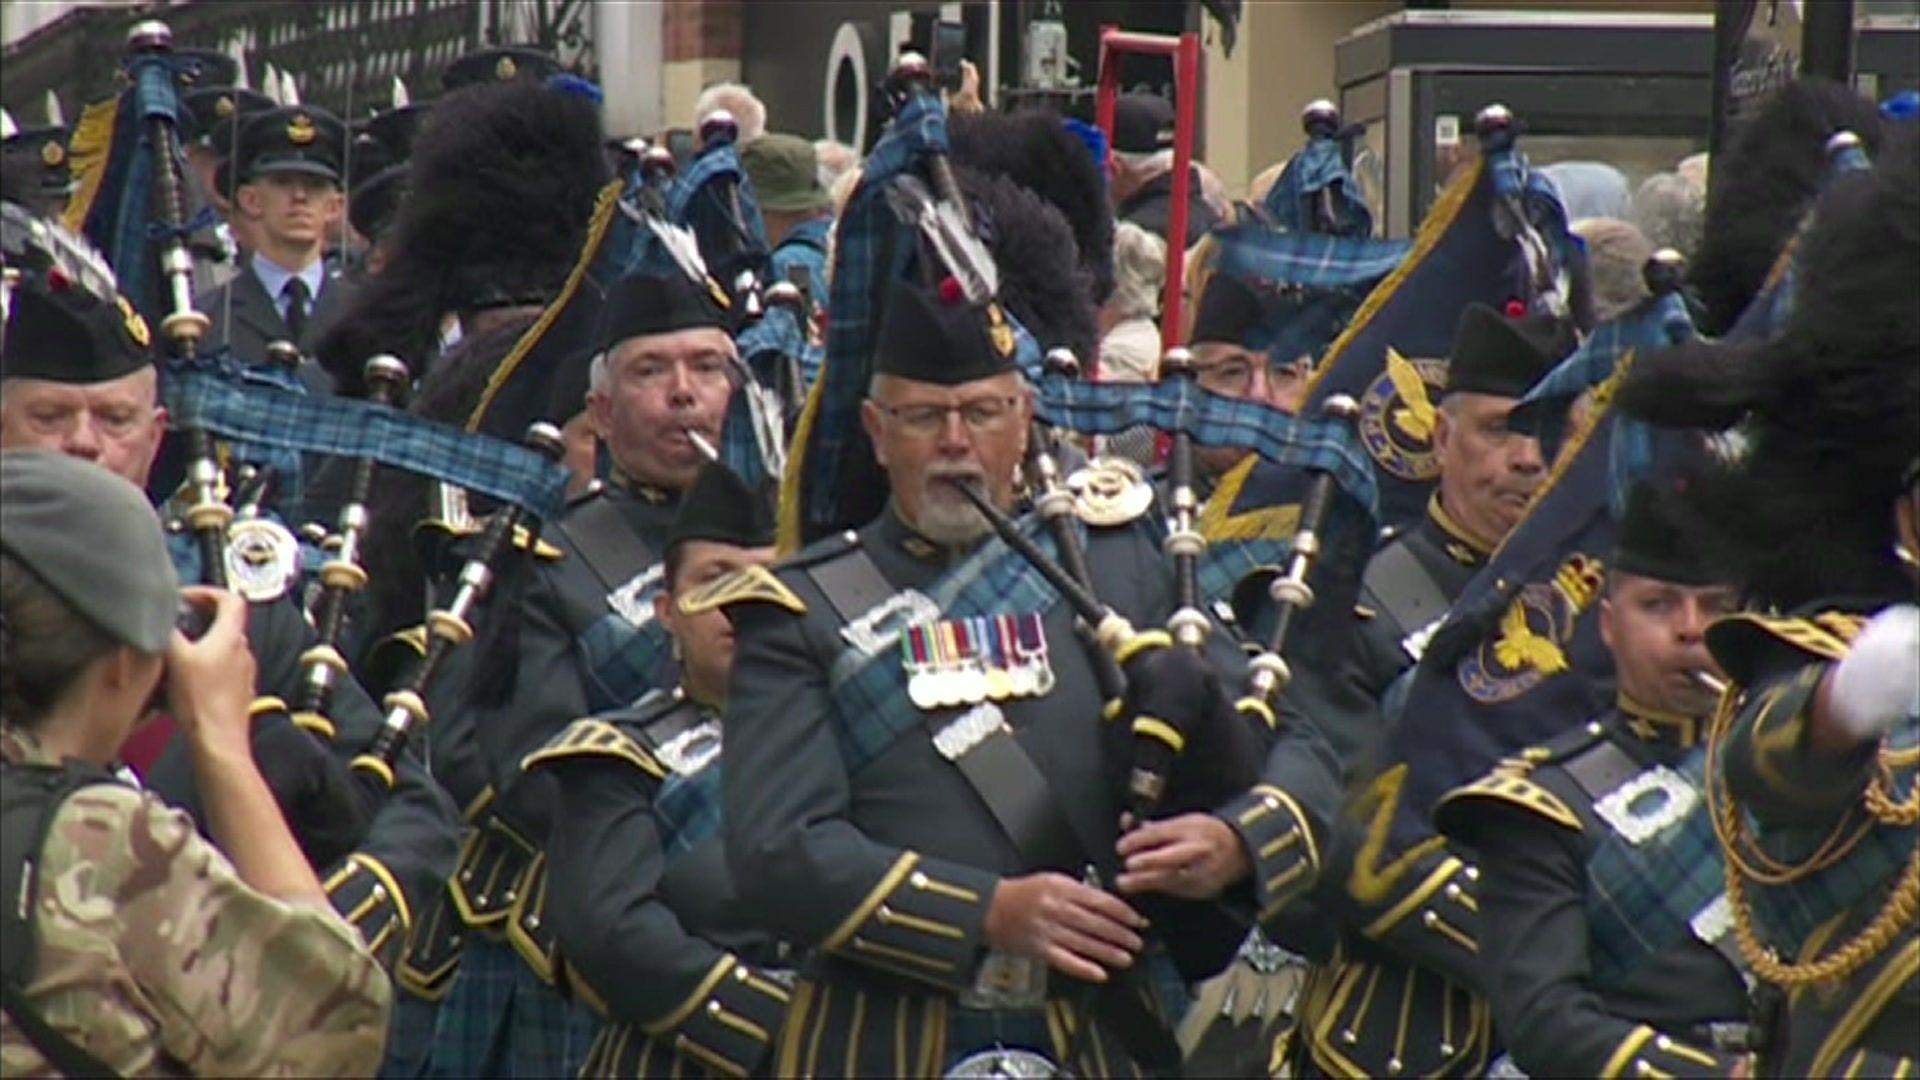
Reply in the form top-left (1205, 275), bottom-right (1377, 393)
top-left (1358, 348), bottom-right (1446, 482)
top-left (1458, 553), bottom-right (1605, 703)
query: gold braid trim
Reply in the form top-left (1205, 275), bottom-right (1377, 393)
top-left (1706, 680), bottom-right (1920, 988)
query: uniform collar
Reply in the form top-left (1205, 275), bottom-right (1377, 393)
top-left (1617, 691), bottom-right (1704, 749)
top-left (880, 502), bottom-right (978, 566)
top-left (607, 468), bottom-right (677, 506)
top-left (1426, 493), bottom-right (1493, 566)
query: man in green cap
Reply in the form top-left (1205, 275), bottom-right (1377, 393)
top-left (740, 132), bottom-right (832, 302)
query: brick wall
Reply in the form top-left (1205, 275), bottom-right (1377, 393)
top-left (663, 0), bottom-right (740, 63)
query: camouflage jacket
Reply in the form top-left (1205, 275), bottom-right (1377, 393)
top-left (0, 729), bottom-right (391, 1077)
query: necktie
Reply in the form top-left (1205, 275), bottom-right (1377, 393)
top-left (282, 276), bottom-right (311, 341)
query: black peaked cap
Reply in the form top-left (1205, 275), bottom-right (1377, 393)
top-left (1443, 302), bottom-right (1573, 399)
top-left (443, 47), bottom-right (562, 92)
top-left (180, 86), bottom-right (275, 146)
top-left (873, 278), bottom-right (1019, 385)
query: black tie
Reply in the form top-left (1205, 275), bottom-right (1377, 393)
top-left (282, 276), bottom-right (310, 341)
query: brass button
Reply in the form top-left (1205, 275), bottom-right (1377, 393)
top-left (910, 871), bottom-right (930, 889)
top-left (1262, 795), bottom-right (1280, 811)
top-left (1387, 1057), bottom-right (1403, 1075)
top-left (1421, 910), bottom-right (1439, 928)
top-left (1340, 1029), bottom-right (1357, 1045)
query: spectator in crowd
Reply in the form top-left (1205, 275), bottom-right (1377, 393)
top-left (1571, 216), bottom-right (1654, 322)
top-left (693, 82), bottom-right (766, 144)
top-left (1109, 91), bottom-right (1224, 248)
top-left (741, 133), bottom-right (833, 293)
top-left (1099, 220), bottom-right (1166, 382)
top-left (1631, 171), bottom-right (1706, 260)
top-left (813, 138), bottom-right (858, 192)
top-left (1540, 160), bottom-right (1630, 222)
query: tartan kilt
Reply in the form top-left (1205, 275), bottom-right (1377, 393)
top-left (427, 935), bottom-right (600, 1078)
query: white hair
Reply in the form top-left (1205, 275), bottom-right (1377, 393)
top-left (1108, 221), bottom-right (1166, 322)
top-left (813, 139), bottom-right (858, 192)
top-left (587, 350), bottom-right (612, 396)
top-left (693, 82), bottom-right (766, 143)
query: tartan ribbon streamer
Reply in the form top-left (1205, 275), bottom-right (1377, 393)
top-left (1514, 290), bottom-right (1698, 514)
top-left (1211, 226), bottom-right (1410, 288)
top-left (578, 611), bottom-right (675, 715)
top-left (792, 91), bottom-right (948, 544)
top-left (824, 512), bottom-right (1073, 776)
top-left (1032, 373), bottom-right (1379, 521)
top-left (666, 140), bottom-right (767, 244)
top-left (1260, 135), bottom-right (1374, 238)
top-left (163, 357), bottom-right (570, 519)
top-left (655, 759), bottom-right (724, 860)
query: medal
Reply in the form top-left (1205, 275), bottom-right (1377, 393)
top-left (981, 617), bottom-right (1015, 701)
top-left (949, 620), bottom-right (988, 706)
top-left (904, 624), bottom-right (940, 710)
top-left (1015, 613), bottom-right (1056, 697)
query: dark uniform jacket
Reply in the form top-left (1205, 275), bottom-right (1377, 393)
top-left (527, 689), bottom-right (792, 1078)
top-left (722, 507), bottom-right (1342, 1075)
top-left (1117, 165), bottom-right (1222, 250)
top-left (434, 477), bottom-right (682, 987)
top-left (1276, 497), bottom-right (1495, 1078)
top-left (1707, 607), bottom-right (1918, 1079)
top-left (140, 582), bottom-right (460, 971)
top-left (200, 256), bottom-right (354, 394)
top-left (1437, 698), bottom-right (1752, 1078)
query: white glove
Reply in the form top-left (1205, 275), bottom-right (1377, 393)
top-left (1827, 603), bottom-right (1920, 740)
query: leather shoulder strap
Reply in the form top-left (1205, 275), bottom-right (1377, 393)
top-left (1362, 538), bottom-right (1451, 640)
top-left (805, 543), bottom-right (896, 625)
top-left (556, 495), bottom-right (657, 595)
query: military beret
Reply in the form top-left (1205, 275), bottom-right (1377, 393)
top-left (0, 449), bottom-right (178, 653)
top-left (1611, 481), bottom-right (1722, 587)
top-left (873, 278), bottom-right (1020, 386)
top-left (2, 279), bottom-right (153, 384)
top-left (1442, 302), bottom-right (1572, 399)
top-left (668, 462), bottom-right (774, 553)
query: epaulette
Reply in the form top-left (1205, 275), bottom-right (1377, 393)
top-left (415, 514), bottom-right (564, 560)
top-left (1706, 610), bottom-right (1863, 687)
top-left (520, 716), bottom-right (666, 779)
top-left (1435, 722), bottom-right (1603, 839)
top-left (678, 563), bottom-right (807, 616)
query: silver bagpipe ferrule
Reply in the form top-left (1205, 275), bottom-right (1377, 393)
top-left (1158, 346), bottom-right (1210, 649)
top-left (294, 355), bottom-right (410, 734)
top-left (352, 421), bottom-right (565, 788)
top-left (1244, 394), bottom-right (1360, 704)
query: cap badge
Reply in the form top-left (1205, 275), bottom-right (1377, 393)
top-left (215, 94), bottom-right (236, 118)
top-left (706, 276), bottom-right (732, 310)
top-left (117, 295), bottom-right (152, 348)
top-left (287, 112), bottom-right (317, 145)
top-left (40, 140), bottom-right (64, 167)
top-left (495, 55), bottom-right (518, 80)
top-left (985, 303), bottom-right (1015, 358)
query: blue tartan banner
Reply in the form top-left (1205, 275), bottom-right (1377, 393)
top-left (667, 139), bottom-right (767, 249)
top-left (163, 356), bottom-right (570, 520)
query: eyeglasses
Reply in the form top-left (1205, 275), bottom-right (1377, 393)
top-left (877, 395), bottom-right (1021, 437)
